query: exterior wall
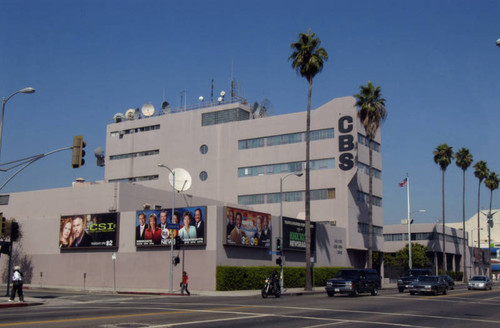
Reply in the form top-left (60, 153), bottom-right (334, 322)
top-left (447, 210), bottom-right (500, 248)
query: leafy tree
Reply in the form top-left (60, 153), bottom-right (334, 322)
top-left (385, 243), bottom-right (430, 269)
top-left (433, 143), bottom-right (453, 272)
top-left (354, 81), bottom-right (387, 269)
top-left (455, 147), bottom-right (473, 282)
top-left (289, 30), bottom-right (328, 290)
top-left (485, 171), bottom-right (499, 278)
top-left (473, 160), bottom-right (489, 250)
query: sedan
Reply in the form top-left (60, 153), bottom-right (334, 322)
top-left (468, 275), bottom-right (493, 290)
top-left (408, 276), bottom-right (448, 296)
top-left (439, 275), bottom-right (455, 290)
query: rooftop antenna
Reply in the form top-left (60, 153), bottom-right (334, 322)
top-left (211, 78), bottom-right (214, 105)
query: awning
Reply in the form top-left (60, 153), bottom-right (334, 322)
top-left (491, 264), bottom-right (500, 271)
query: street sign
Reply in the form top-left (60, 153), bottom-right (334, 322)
top-left (269, 251), bottom-right (282, 255)
top-left (168, 223), bottom-right (180, 230)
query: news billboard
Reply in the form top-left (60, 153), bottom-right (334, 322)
top-left (224, 207), bottom-right (271, 248)
top-left (282, 217), bottom-right (316, 252)
top-left (135, 207), bottom-right (206, 247)
top-left (59, 213), bottom-right (118, 249)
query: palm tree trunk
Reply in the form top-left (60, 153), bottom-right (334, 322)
top-left (488, 189), bottom-right (493, 279)
top-left (305, 78), bottom-right (312, 291)
top-left (442, 169), bottom-right (446, 273)
top-left (462, 170), bottom-right (467, 283)
top-left (477, 180), bottom-right (481, 273)
top-left (368, 141), bottom-right (373, 269)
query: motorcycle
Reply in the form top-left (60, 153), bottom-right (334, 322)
top-left (261, 273), bottom-right (281, 298)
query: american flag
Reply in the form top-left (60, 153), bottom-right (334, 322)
top-left (398, 178), bottom-right (407, 187)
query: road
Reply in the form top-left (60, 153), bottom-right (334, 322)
top-left (1, 286), bottom-right (499, 327)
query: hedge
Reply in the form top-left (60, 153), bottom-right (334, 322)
top-left (216, 266), bottom-right (350, 291)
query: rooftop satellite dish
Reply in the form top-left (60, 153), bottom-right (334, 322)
top-left (125, 108), bottom-right (136, 120)
top-left (252, 98), bottom-right (273, 118)
top-left (113, 112), bottom-right (125, 123)
top-left (168, 168), bottom-right (192, 192)
top-left (161, 101), bottom-right (171, 114)
top-left (141, 102), bottom-right (155, 117)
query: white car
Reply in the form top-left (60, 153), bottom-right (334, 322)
top-left (468, 275), bottom-right (493, 290)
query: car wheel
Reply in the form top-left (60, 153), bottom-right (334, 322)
top-left (433, 288), bottom-right (438, 296)
top-left (410, 291), bottom-right (415, 295)
top-left (468, 287), bottom-right (471, 290)
top-left (327, 291), bottom-right (335, 297)
top-left (371, 287), bottom-right (378, 296)
top-left (351, 288), bottom-right (359, 297)
top-left (398, 287), bottom-right (404, 293)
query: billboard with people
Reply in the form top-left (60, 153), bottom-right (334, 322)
top-left (59, 213), bottom-right (119, 249)
top-left (224, 207), bottom-right (271, 248)
top-left (135, 207), bottom-right (206, 247)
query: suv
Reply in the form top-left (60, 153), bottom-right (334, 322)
top-left (397, 268), bottom-right (433, 293)
top-left (325, 269), bottom-right (381, 297)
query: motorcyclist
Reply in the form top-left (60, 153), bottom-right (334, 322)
top-left (271, 270), bottom-right (279, 293)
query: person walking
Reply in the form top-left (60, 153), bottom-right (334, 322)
top-left (9, 265), bottom-right (24, 302)
top-left (181, 271), bottom-right (190, 296)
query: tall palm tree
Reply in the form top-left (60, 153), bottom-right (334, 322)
top-left (473, 160), bottom-right (489, 261)
top-left (354, 81), bottom-right (386, 269)
top-left (484, 171), bottom-right (498, 278)
top-left (289, 30), bottom-right (328, 290)
top-left (454, 148), bottom-right (473, 283)
top-left (433, 143), bottom-right (453, 273)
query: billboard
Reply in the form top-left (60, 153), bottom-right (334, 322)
top-left (59, 213), bottom-right (118, 249)
top-left (224, 207), bottom-right (271, 248)
top-left (135, 207), bottom-right (206, 247)
top-left (282, 217), bottom-right (316, 252)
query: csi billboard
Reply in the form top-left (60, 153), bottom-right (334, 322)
top-left (282, 217), bottom-right (316, 252)
top-left (59, 213), bottom-right (118, 249)
top-left (135, 207), bottom-right (206, 247)
top-left (224, 207), bottom-right (271, 248)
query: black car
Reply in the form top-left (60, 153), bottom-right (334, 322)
top-left (397, 268), bottom-right (434, 293)
top-left (408, 275), bottom-right (448, 296)
top-left (325, 269), bottom-right (381, 297)
top-left (439, 275), bottom-right (455, 290)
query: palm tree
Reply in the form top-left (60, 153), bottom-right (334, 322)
top-left (289, 30), bottom-right (328, 290)
top-left (484, 171), bottom-right (498, 279)
top-left (473, 160), bottom-right (489, 257)
top-left (354, 81), bottom-right (387, 269)
top-left (433, 143), bottom-right (453, 273)
top-left (454, 148), bottom-right (473, 283)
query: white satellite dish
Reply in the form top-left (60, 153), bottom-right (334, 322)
top-left (168, 168), bottom-right (192, 192)
top-left (141, 102), bottom-right (155, 117)
top-left (113, 113), bottom-right (125, 123)
top-left (125, 108), bottom-right (136, 120)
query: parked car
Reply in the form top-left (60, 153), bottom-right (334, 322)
top-left (397, 268), bottom-right (434, 293)
top-left (439, 275), bottom-right (455, 290)
top-left (468, 275), bottom-right (493, 290)
top-left (408, 275), bottom-right (448, 296)
top-left (325, 269), bottom-right (381, 297)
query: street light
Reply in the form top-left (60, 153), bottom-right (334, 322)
top-left (471, 227), bottom-right (483, 276)
top-left (158, 163), bottom-right (175, 293)
top-left (405, 209), bottom-right (426, 269)
top-left (496, 38), bottom-right (500, 48)
top-left (0, 87), bottom-right (35, 159)
top-left (279, 171), bottom-right (303, 293)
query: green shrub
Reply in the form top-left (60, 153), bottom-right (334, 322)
top-left (446, 271), bottom-right (463, 281)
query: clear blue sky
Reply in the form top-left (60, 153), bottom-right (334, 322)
top-left (1, 0), bottom-right (499, 225)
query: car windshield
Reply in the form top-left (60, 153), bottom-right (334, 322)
top-left (417, 276), bottom-right (437, 282)
top-left (406, 270), bottom-right (429, 276)
top-left (471, 276), bottom-right (486, 281)
top-left (335, 270), bottom-right (359, 279)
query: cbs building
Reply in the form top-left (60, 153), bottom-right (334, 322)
top-left (0, 95), bottom-right (384, 291)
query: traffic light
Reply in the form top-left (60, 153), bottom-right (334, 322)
top-left (276, 257), bottom-right (282, 265)
top-left (0, 213), bottom-right (4, 235)
top-left (0, 241), bottom-right (10, 254)
top-left (276, 238), bottom-right (281, 251)
top-left (174, 256), bottom-right (180, 266)
top-left (175, 235), bottom-right (184, 250)
top-left (10, 221), bottom-right (19, 242)
top-left (71, 135), bottom-right (86, 168)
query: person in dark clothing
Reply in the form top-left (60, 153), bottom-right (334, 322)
top-left (9, 265), bottom-right (24, 302)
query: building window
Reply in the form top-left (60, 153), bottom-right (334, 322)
top-left (357, 191), bottom-right (382, 207)
top-left (357, 162), bottom-right (382, 179)
top-left (200, 145), bottom-right (208, 154)
top-left (357, 133), bottom-right (381, 152)
top-left (109, 175), bottom-right (159, 183)
top-left (199, 171), bottom-right (208, 181)
top-left (238, 188), bottom-right (334, 205)
top-left (238, 158), bottom-right (334, 177)
top-left (110, 149), bottom-right (159, 161)
top-left (239, 128), bottom-right (334, 150)
top-left (110, 124), bottom-right (160, 138)
top-left (358, 222), bottom-right (383, 236)
top-left (202, 108), bottom-right (250, 126)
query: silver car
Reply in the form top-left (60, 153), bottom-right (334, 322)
top-left (468, 275), bottom-right (493, 290)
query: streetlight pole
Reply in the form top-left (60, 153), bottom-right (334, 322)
top-left (279, 171), bottom-right (303, 293)
top-left (158, 164), bottom-right (175, 293)
top-left (407, 209), bottom-right (426, 269)
top-left (0, 87), bottom-right (35, 159)
top-left (471, 227), bottom-right (483, 276)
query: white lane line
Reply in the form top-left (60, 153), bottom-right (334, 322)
top-left (147, 314), bottom-right (270, 327)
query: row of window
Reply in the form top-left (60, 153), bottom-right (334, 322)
top-left (358, 134), bottom-right (381, 152)
top-left (238, 128), bottom-right (334, 150)
top-left (384, 232), bottom-right (465, 244)
top-left (110, 124), bottom-right (160, 138)
top-left (238, 188), bottom-right (336, 206)
top-left (109, 175), bottom-right (159, 183)
top-left (109, 149), bottom-right (160, 161)
top-left (358, 223), bottom-right (383, 236)
top-left (202, 108), bottom-right (250, 126)
top-left (238, 158), bottom-right (335, 177)
top-left (357, 191), bottom-right (383, 207)
top-left (357, 162), bottom-right (382, 179)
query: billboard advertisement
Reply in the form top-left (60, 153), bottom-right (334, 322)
top-left (224, 207), bottom-right (271, 248)
top-left (135, 207), bottom-right (206, 247)
top-left (282, 217), bottom-right (316, 252)
top-left (59, 213), bottom-right (118, 249)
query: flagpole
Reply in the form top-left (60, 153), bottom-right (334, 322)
top-left (407, 173), bottom-right (412, 269)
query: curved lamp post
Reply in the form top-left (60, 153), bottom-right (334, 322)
top-left (158, 163), bottom-right (175, 293)
top-left (406, 209), bottom-right (426, 269)
top-left (0, 87), bottom-right (35, 159)
top-left (279, 171), bottom-right (303, 293)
